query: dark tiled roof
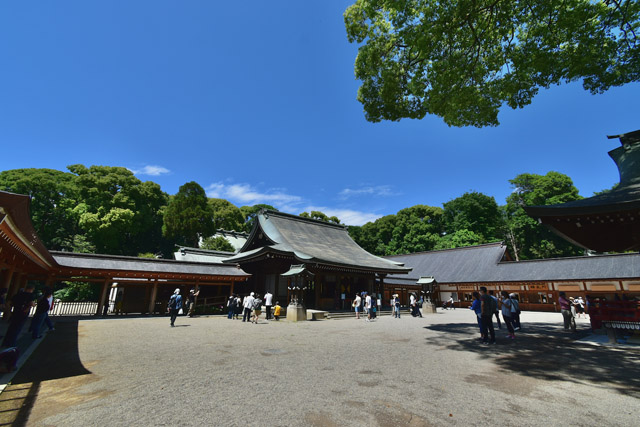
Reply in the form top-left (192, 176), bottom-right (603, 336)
top-left (225, 210), bottom-right (410, 274)
top-left (385, 242), bottom-right (640, 284)
top-left (384, 243), bottom-right (507, 284)
top-left (52, 251), bottom-right (250, 277)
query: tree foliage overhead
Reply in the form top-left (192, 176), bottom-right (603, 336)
top-left (162, 181), bottom-right (214, 247)
top-left (300, 210), bottom-right (342, 224)
top-left (504, 171), bottom-right (583, 260)
top-left (344, 0), bottom-right (640, 126)
top-left (0, 168), bottom-right (79, 251)
top-left (349, 205), bottom-right (444, 255)
top-left (201, 235), bottom-right (236, 252)
top-left (68, 165), bottom-right (168, 255)
top-left (240, 204), bottom-right (277, 232)
top-left (442, 191), bottom-right (502, 242)
top-left (208, 198), bottom-right (245, 231)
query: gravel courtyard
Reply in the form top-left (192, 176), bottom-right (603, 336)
top-left (1, 309), bottom-right (639, 426)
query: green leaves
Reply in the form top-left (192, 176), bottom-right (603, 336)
top-left (504, 171), bottom-right (583, 259)
top-left (345, 0), bottom-right (640, 126)
top-left (162, 182), bottom-right (214, 247)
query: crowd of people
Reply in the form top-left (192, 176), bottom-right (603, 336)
top-left (469, 287), bottom-right (521, 344)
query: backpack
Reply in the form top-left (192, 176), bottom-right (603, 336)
top-left (489, 296), bottom-right (497, 313)
top-left (168, 295), bottom-right (178, 310)
top-left (511, 298), bottom-right (520, 314)
top-left (253, 299), bottom-right (262, 310)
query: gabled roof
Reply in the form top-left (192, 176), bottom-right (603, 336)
top-left (385, 243), bottom-right (507, 284)
top-left (384, 242), bottom-right (640, 285)
top-left (223, 210), bottom-right (410, 274)
top-left (53, 251), bottom-right (250, 278)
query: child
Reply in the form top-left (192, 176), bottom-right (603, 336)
top-left (273, 301), bottom-right (282, 321)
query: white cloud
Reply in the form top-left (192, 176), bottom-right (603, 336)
top-left (205, 182), bottom-right (381, 226)
top-left (206, 182), bottom-right (302, 207)
top-left (130, 165), bottom-right (170, 176)
top-left (339, 185), bottom-right (396, 199)
top-left (301, 206), bottom-right (381, 226)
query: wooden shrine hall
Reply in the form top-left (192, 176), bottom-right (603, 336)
top-left (223, 210), bottom-right (411, 310)
top-left (0, 190), bottom-right (250, 315)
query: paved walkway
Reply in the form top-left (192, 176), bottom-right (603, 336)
top-left (0, 310), bottom-right (638, 426)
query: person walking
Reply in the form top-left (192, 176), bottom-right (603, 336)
top-left (264, 291), bottom-right (273, 320)
top-left (251, 294), bottom-right (262, 324)
top-left (510, 293), bottom-right (521, 330)
top-left (470, 291), bottom-right (484, 340)
top-left (353, 293), bottom-right (362, 320)
top-left (234, 295), bottom-right (242, 319)
top-left (479, 287), bottom-right (496, 344)
top-left (489, 291), bottom-right (501, 329)
top-left (390, 294), bottom-right (396, 317)
top-left (2, 284), bottom-right (36, 347)
top-left (500, 291), bottom-right (516, 339)
top-left (365, 293), bottom-right (372, 322)
top-left (187, 289), bottom-right (200, 317)
top-left (558, 292), bottom-right (575, 332)
top-left (243, 292), bottom-right (255, 322)
top-left (168, 288), bottom-right (183, 327)
top-left (227, 294), bottom-right (236, 319)
top-left (393, 294), bottom-right (401, 318)
top-left (31, 288), bottom-right (53, 339)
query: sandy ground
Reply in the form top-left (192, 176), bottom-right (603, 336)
top-left (0, 309), bottom-right (638, 426)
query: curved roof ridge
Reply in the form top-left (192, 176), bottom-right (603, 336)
top-left (261, 209), bottom-right (347, 229)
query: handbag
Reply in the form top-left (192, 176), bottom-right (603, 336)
top-left (178, 308), bottom-right (184, 315)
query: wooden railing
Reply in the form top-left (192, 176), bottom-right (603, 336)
top-left (29, 301), bottom-right (98, 317)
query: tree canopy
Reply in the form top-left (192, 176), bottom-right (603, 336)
top-left (209, 198), bottom-right (245, 231)
top-left (442, 191), bottom-right (502, 242)
top-left (0, 168), bottom-right (79, 251)
top-left (68, 165), bottom-right (168, 255)
top-left (162, 181), bottom-right (214, 247)
top-left (504, 171), bottom-right (583, 259)
top-left (300, 210), bottom-right (342, 224)
top-left (344, 0), bottom-right (640, 126)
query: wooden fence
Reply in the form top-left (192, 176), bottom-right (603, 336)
top-left (29, 301), bottom-right (98, 317)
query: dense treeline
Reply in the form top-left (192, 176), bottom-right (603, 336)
top-left (0, 165), bottom-right (587, 261)
top-left (348, 171), bottom-right (585, 260)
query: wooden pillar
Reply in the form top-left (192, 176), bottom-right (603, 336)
top-left (148, 280), bottom-right (158, 314)
top-left (96, 278), bottom-right (111, 316)
top-left (1, 266), bottom-right (15, 320)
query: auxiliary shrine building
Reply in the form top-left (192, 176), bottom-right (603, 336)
top-left (384, 243), bottom-right (640, 311)
top-left (0, 190), bottom-right (250, 316)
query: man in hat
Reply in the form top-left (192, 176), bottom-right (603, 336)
top-left (187, 288), bottom-right (200, 317)
top-left (168, 288), bottom-right (183, 327)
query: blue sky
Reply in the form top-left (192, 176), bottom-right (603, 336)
top-left (1, 2), bottom-right (638, 225)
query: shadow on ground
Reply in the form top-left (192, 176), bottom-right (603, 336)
top-left (424, 321), bottom-right (640, 398)
top-left (0, 320), bottom-right (90, 426)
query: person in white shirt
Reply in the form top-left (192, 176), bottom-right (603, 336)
top-left (264, 291), bottom-right (273, 320)
top-left (243, 292), bottom-right (255, 322)
top-left (353, 294), bottom-right (362, 319)
top-left (365, 294), bottom-right (372, 322)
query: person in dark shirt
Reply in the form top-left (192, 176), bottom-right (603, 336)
top-left (2, 284), bottom-right (36, 348)
top-left (479, 287), bottom-right (496, 344)
top-left (31, 288), bottom-right (53, 339)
